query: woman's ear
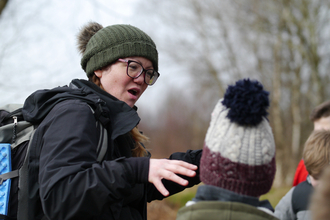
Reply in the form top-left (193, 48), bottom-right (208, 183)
top-left (94, 69), bottom-right (103, 78)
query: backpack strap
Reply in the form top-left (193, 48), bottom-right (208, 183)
top-left (0, 170), bottom-right (19, 185)
top-left (96, 123), bottom-right (108, 163)
top-left (17, 128), bottom-right (37, 220)
top-left (87, 103), bottom-right (108, 163)
top-left (291, 179), bottom-right (313, 215)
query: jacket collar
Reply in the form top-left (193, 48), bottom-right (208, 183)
top-left (193, 185), bottom-right (274, 212)
top-left (23, 79), bottom-right (140, 141)
top-left (70, 79), bottom-right (140, 140)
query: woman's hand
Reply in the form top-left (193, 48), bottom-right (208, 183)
top-left (148, 159), bottom-right (198, 197)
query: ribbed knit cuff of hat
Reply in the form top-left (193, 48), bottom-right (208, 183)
top-left (83, 42), bottom-right (158, 77)
top-left (200, 146), bottom-right (276, 197)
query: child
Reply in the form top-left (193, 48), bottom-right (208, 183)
top-left (293, 100), bottom-right (330, 186)
top-left (176, 79), bottom-right (278, 220)
top-left (275, 130), bottom-right (330, 220)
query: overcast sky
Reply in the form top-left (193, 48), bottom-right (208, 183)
top-left (0, 0), bottom-right (181, 114)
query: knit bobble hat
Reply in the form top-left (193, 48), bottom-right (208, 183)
top-left (81, 24), bottom-right (158, 77)
top-left (200, 78), bottom-right (276, 198)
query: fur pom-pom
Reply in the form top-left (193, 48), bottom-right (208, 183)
top-left (77, 21), bottom-right (103, 55)
top-left (222, 78), bottom-right (269, 126)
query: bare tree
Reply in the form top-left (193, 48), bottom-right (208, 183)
top-left (233, 0), bottom-right (330, 185)
top-left (139, 87), bottom-right (212, 158)
top-left (138, 0), bottom-right (330, 186)
top-left (0, 0), bottom-right (125, 106)
top-left (0, 0), bottom-right (8, 16)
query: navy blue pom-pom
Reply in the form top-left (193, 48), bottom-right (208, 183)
top-left (221, 78), bottom-right (269, 126)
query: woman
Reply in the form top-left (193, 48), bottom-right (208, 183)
top-left (22, 22), bottom-right (202, 219)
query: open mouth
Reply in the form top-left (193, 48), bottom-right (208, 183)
top-left (128, 89), bottom-right (138, 96)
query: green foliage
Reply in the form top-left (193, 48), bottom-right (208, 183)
top-left (165, 185), bottom-right (199, 208)
top-left (0, 0), bottom-right (8, 16)
top-left (260, 186), bottom-right (292, 208)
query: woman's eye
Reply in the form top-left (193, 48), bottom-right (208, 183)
top-left (146, 71), bottom-right (154, 79)
top-left (128, 63), bottom-right (140, 71)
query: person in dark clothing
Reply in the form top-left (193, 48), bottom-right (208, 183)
top-left (22, 22), bottom-right (202, 220)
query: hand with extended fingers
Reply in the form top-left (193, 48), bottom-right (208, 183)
top-left (148, 159), bottom-right (198, 197)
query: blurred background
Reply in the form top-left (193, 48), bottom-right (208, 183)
top-left (1, 0), bottom-right (330, 219)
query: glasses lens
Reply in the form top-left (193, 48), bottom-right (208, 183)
top-left (127, 61), bottom-right (143, 78)
top-left (145, 70), bottom-right (159, 85)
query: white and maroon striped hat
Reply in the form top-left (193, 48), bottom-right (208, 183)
top-left (200, 79), bottom-right (276, 197)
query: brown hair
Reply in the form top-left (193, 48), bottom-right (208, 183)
top-left (303, 130), bottom-right (330, 179)
top-left (310, 100), bottom-right (330, 122)
top-left (88, 75), bottom-right (148, 157)
top-left (130, 127), bottom-right (149, 157)
top-left (310, 165), bottom-right (330, 220)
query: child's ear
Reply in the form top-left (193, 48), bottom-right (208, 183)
top-left (310, 176), bottom-right (319, 187)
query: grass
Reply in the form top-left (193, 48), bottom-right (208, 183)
top-left (260, 185), bottom-right (292, 207)
top-left (165, 185), bottom-right (200, 208)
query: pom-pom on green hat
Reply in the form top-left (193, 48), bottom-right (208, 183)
top-left (81, 24), bottom-right (158, 77)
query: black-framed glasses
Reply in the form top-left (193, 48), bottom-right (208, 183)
top-left (118, 59), bottom-right (160, 85)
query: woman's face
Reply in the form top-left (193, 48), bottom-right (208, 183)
top-left (94, 57), bottom-right (152, 107)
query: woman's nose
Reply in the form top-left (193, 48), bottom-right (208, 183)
top-left (133, 72), bottom-right (145, 85)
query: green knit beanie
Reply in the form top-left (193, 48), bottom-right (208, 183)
top-left (81, 24), bottom-right (158, 77)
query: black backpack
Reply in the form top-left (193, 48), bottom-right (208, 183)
top-left (291, 177), bottom-right (313, 216)
top-left (0, 101), bottom-right (108, 220)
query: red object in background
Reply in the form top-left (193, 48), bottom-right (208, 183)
top-left (292, 159), bottom-right (309, 186)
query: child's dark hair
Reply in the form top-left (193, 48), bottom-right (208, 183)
top-left (310, 100), bottom-right (330, 122)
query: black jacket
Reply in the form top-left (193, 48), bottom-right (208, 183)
top-left (22, 79), bottom-right (202, 220)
